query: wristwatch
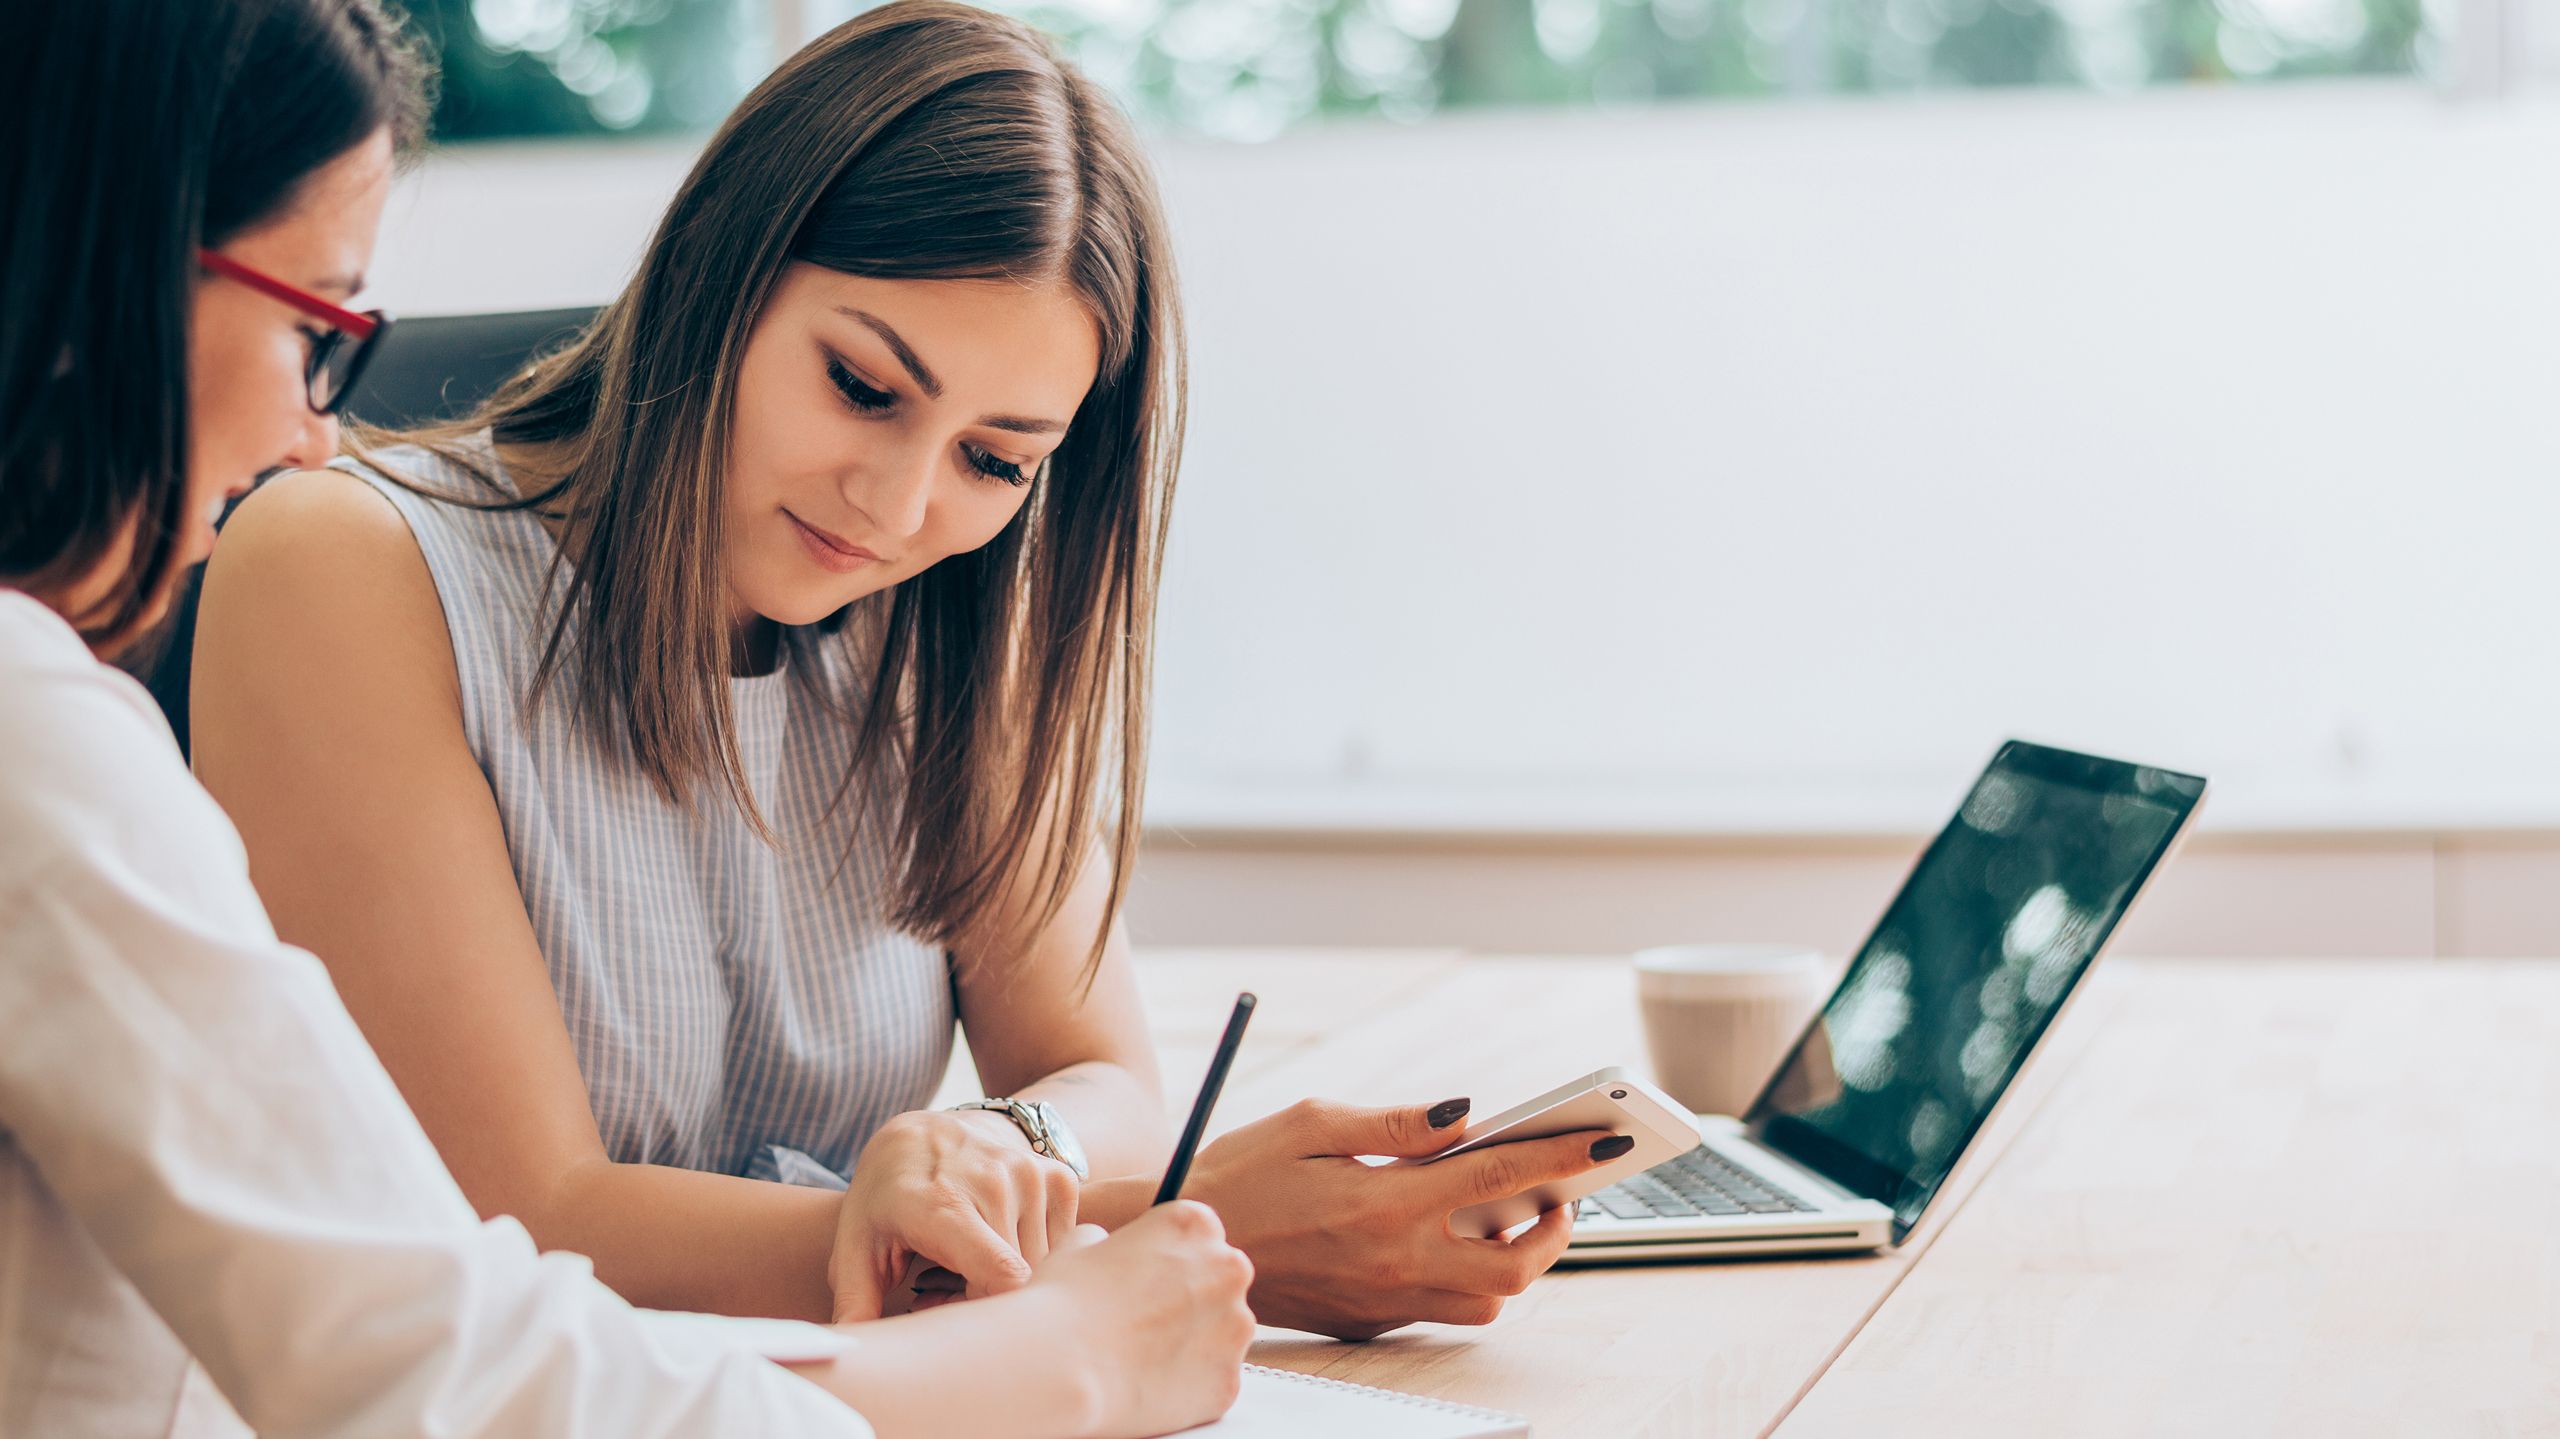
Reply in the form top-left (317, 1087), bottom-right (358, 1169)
top-left (949, 1098), bottom-right (1089, 1181)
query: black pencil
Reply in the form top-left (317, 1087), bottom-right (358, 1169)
top-left (1154, 992), bottom-right (1256, 1205)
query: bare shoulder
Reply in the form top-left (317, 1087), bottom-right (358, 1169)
top-left (196, 466), bottom-right (458, 716)
top-left (207, 466), bottom-right (423, 595)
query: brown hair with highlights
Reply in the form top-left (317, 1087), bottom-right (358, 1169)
top-left (370, 1), bottom-right (1181, 975)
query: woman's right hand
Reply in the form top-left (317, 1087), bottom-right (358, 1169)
top-left (1030, 1203), bottom-right (1257, 1439)
top-left (828, 1108), bottom-right (1084, 1321)
top-left (795, 1201), bottom-right (1253, 1439)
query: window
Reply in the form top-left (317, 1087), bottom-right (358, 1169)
top-left (411, 0), bottom-right (774, 140)
top-left (422, 0), bottom-right (2454, 144)
top-left (974, 0), bottom-right (2448, 139)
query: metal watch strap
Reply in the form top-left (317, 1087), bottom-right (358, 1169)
top-left (949, 1097), bottom-right (1082, 1177)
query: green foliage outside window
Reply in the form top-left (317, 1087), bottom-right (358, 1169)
top-left (410, 0), bottom-right (2443, 145)
top-left (1001, 0), bottom-right (2439, 138)
top-left (409, 0), bottom-right (772, 141)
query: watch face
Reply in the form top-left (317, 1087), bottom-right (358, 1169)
top-left (1030, 1101), bottom-right (1088, 1179)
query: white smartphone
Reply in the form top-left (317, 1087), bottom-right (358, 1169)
top-left (1404, 1067), bottom-right (1702, 1239)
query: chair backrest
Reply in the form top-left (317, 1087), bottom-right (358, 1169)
top-left (139, 307), bottom-right (600, 753)
top-left (340, 307), bottom-right (597, 431)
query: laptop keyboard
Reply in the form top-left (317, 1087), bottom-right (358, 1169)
top-left (1577, 1144), bottom-right (1816, 1222)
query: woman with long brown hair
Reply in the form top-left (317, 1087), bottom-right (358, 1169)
top-left (0, 1), bottom-right (1252, 1435)
top-left (194, 0), bottom-right (1623, 1339)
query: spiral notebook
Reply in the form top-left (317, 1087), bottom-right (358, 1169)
top-left (1182, 1364), bottom-right (1530, 1438)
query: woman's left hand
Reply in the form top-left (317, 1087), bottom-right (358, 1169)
top-left (827, 1108), bottom-right (1082, 1322)
top-left (1176, 1098), bottom-right (1614, 1340)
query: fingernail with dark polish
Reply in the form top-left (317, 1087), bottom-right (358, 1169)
top-left (1590, 1134), bottom-right (1635, 1162)
top-left (1428, 1098), bottom-right (1471, 1129)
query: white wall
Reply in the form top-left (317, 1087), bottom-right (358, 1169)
top-left (367, 82), bottom-right (2560, 834)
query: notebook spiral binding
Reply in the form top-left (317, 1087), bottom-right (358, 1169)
top-left (1242, 1364), bottom-right (1521, 1423)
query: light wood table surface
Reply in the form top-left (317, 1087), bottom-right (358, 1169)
top-left (984, 948), bottom-right (2095, 1439)
top-left (1016, 951), bottom-right (2560, 1437)
top-left (1776, 958), bottom-right (2560, 1438)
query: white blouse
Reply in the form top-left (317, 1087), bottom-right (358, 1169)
top-left (0, 591), bottom-right (874, 1439)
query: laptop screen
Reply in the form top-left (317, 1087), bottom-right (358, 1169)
top-left (1745, 741), bottom-right (2205, 1242)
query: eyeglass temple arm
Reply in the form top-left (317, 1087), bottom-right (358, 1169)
top-left (197, 249), bottom-right (381, 340)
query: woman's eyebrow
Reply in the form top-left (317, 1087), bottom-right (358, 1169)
top-left (834, 304), bottom-right (1068, 436)
top-left (835, 306), bottom-right (942, 398)
top-left (981, 414), bottom-right (1065, 436)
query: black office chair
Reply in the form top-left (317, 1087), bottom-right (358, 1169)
top-left (336, 306), bottom-right (597, 430)
top-left (140, 306), bottom-right (598, 753)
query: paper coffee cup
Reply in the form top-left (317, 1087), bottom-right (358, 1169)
top-left (1634, 944), bottom-right (1834, 1117)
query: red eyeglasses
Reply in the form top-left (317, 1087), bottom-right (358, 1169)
top-left (197, 248), bottom-right (394, 416)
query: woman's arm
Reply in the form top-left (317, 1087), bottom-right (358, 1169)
top-left (948, 848), bottom-right (1170, 1180)
top-left (0, 608), bottom-right (871, 1437)
top-left (193, 471), bottom-right (842, 1320)
top-left (821, 830), bottom-right (1170, 1318)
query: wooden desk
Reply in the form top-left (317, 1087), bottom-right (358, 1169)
top-left (1081, 948), bottom-right (2086, 1439)
top-left (1776, 959), bottom-right (2560, 1437)
top-left (1080, 952), bottom-right (2560, 1437)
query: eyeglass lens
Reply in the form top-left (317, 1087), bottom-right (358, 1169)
top-left (306, 320), bottom-right (386, 415)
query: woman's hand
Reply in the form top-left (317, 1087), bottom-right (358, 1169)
top-left (793, 1204), bottom-right (1254, 1439)
top-left (1029, 1206), bottom-right (1257, 1438)
top-left (828, 1108), bottom-right (1082, 1322)
top-left (1180, 1098), bottom-right (1625, 1341)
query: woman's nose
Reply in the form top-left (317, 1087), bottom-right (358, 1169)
top-left (847, 445), bottom-right (936, 541)
top-left (278, 408), bottom-right (340, 474)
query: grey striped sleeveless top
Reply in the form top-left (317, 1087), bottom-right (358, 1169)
top-left (342, 439), bottom-right (953, 1189)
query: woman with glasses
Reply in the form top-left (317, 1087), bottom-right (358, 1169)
top-left (189, 0), bottom-right (1624, 1343)
top-left (0, 1), bottom-right (1253, 1435)
top-left (195, 249), bottom-right (393, 414)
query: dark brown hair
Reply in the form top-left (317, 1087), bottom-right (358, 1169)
top-left (374, 1), bottom-right (1182, 973)
top-left (0, 0), bottom-right (429, 656)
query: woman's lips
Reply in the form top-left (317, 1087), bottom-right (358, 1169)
top-left (785, 509), bottom-right (883, 574)
top-left (189, 479), bottom-right (259, 562)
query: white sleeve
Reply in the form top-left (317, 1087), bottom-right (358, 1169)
top-left (0, 640), bottom-right (874, 1439)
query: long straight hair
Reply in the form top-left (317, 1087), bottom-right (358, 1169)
top-left (0, 0), bottom-right (428, 657)
top-left (372, 2), bottom-right (1182, 975)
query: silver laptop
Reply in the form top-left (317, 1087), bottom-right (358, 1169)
top-left (1561, 740), bottom-right (2207, 1264)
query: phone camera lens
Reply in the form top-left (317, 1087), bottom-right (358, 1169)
top-left (1610, 1089), bottom-right (1627, 1099)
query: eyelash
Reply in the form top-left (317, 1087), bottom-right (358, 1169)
top-left (826, 356), bottom-right (1038, 489)
top-left (826, 355), bottom-right (895, 413)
